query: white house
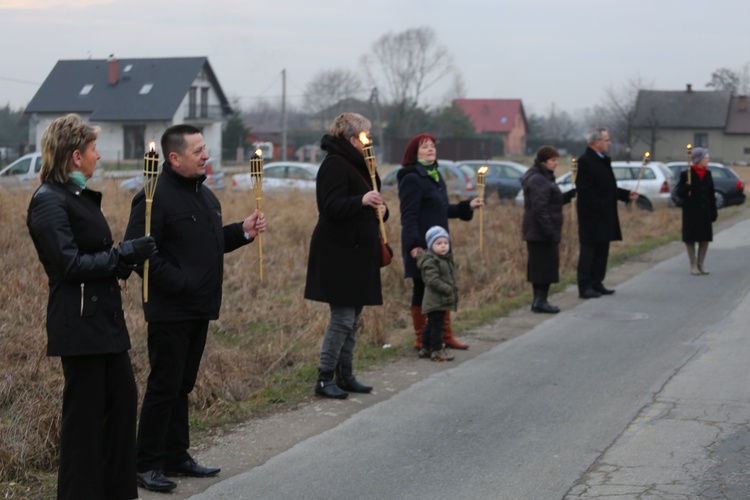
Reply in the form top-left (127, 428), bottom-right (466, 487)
top-left (24, 56), bottom-right (232, 166)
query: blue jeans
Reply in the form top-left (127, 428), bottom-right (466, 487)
top-left (318, 305), bottom-right (363, 374)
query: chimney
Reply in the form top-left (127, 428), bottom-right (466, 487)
top-left (686, 83), bottom-right (692, 94)
top-left (739, 95), bottom-right (747, 111)
top-left (108, 54), bottom-right (119, 86)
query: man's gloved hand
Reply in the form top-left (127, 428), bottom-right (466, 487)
top-left (118, 236), bottom-right (157, 265)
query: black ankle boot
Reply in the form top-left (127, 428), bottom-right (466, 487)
top-left (335, 362), bottom-right (373, 394)
top-left (531, 287), bottom-right (560, 314)
top-left (315, 370), bottom-right (348, 399)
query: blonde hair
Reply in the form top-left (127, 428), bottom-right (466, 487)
top-left (40, 114), bottom-right (100, 184)
top-left (329, 112), bottom-right (371, 140)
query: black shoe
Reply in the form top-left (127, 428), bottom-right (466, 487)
top-left (315, 379), bottom-right (348, 399)
top-left (579, 288), bottom-right (602, 299)
top-left (337, 377), bottom-right (373, 393)
top-left (594, 285), bottom-right (615, 295)
top-left (136, 469), bottom-right (177, 491)
top-left (164, 458), bottom-right (221, 478)
top-left (531, 300), bottom-right (560, 313)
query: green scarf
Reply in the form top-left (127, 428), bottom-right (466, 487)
top-left (69, 171), bottom-right (87, 189)
top-left (419, 160), bottom-right (439, 182)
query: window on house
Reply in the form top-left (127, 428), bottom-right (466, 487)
top-left (123, 125), bottom-right (146, 160)
top-left (201, 88), bottom-right (209, 118)
top-left (139, 83), bottom-right (154, 95)
top-left (693, 133), bottom-right (708, 148)
top-left (188, 87), bottom-right (197, 118)
top-left (79, 84), bottom-right (94, 96)
top-left (124, 64), bottom-right (133, 73)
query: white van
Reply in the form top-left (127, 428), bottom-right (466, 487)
top-left (0, 152), bottom-right (42, 189)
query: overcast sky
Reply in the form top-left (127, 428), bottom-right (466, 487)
top-left (1, 0), bottom-right (748, 117)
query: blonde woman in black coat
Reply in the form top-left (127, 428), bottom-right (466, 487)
top-left (27, 114), bottom-right (155, 500)
top-left (675, 147), bottom-right (717, 274)
top-left (304, 112), bottom-right (389, 399)
top-left (521, 146), bottom-right (575, 313)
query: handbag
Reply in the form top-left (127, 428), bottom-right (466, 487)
top-left (671, 184), bottom-right (684, 207)
top-left (379, 237), bottom-right (393, 267)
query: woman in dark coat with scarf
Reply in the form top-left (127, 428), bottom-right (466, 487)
top-left (397, 133), bottom-right (483, 351)
top-left (675, 147), bottom-right (717, 275)
top-left (26, 114), bottom-right (155, 500)
top-left (521, 146), bottom-right (575, 313)
top-left (305, 112), bottom-right (389, 399)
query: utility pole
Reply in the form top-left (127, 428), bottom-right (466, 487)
top-left (370, 87), bottom-right (384, 163)
top-left (281, 69), bottom-right (287, 161)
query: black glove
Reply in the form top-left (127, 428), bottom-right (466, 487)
top-left (118, 236), bottom-right (157, 265)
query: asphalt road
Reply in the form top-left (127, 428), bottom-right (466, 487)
top-left (135, 212), bottom-right (750, 500)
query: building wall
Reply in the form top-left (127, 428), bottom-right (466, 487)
top-left (632, 129), bottom-right (728, 163)
top-left (503, 114), bottom-right (526, 155)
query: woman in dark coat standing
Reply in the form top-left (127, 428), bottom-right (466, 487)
top-left (305, 112), bottom-right (388, 399)
top-left (397, 133), bottom-right (482, 351)
top-left (676, 147), bottom-right (717, 275)
top-left (521, 146), bottom-right (575, 313)
top-left (26, 114), bottom-right (155, 500)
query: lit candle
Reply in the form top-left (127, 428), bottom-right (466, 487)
top-left (570, 157), bottom-right (578, 225)
top-left (142, 141), bottom-right (159, 302)
top-left (686, 143), bottom-right (693, 188)
top-left (634, 151), bottom-right (650, 194)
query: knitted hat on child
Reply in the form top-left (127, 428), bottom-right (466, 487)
top-left (425, 225), bottom-right (450, 252)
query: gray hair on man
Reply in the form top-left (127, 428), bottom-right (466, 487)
top-left (587, 128), bottom-right (608, 145)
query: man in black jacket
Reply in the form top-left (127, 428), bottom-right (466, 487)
top-left (575, 129), bottom-right (637, 299)
top-left (125, 124), bottom-right (266, 492)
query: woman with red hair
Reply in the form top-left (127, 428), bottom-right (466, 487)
top-left (397, 133), bottom-right (482, 353)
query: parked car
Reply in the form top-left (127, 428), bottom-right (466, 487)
top-left (0, 152), bottom-right (42, 189)
top-left (516, 161), bottom-right (676, 209)
top-left (380, 159), bottom-right (475, 199)
top-left (232, 161), bottom-right (319, 192)
top-left (665, 162), bottom-right (746, 209)
top-left (120, 158), bottom-right (226, 191)
top-left (455, 160), bottom-right (527, 200)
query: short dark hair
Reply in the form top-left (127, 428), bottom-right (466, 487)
top-left (535, 145), bottom-right (560, 163)
top-left (161, 124), bottom-right (202, 157)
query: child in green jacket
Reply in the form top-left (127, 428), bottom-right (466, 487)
top-left (416, 226), bottom-right (458, 362)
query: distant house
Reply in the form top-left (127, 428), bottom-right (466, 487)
top-left (24, 56), bottom-right (232, 165)
top-left (631, 85), bottom-right (750, 163)
top-left (453, 98), bottom-right (528, 156)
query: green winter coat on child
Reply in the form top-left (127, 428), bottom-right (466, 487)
top-left (417, 251), bottom-right (458, 314)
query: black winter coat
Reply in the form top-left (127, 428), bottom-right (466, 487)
top-left (575, 147), bottom-right (631, 243)
top-left (124, 162), bottom-right (250, 321)
top-left (676, 168), bottom-right (717, 242)
top-left (397, 162), bottom-right (473, 279)
top-left (304, 134), bottom-right (388, 306)
top-left (521, 162), bottom-right (574, 242)
top-left (27, 182), bottom-right (130, 357)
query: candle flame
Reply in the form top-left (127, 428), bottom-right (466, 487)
top-left (477, 166), bottom-right (489, 175)
top-left (255, 148), bottom-right (262, 157)
top-left (149, 141), bottom-right (156, 153)
top-left (358, 132), bottom-right (370, 145)
top-left (687, 143), bottom-right (692, 149)
top-left (644, 151), bottom-right (650, 158)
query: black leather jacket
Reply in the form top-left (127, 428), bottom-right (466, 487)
top-left (27, 182), bottom-right (130, 356)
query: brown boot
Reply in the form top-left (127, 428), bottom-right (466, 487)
top-left (410, 306), bottom-right (426, 350)
top-left (442, 312), bottom-right (468, 350)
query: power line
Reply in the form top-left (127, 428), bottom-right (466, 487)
top-left (0, 76), bottom-right (40, 86)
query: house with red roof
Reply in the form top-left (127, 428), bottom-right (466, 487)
top-left (453, 98), bottom-right (528, 156)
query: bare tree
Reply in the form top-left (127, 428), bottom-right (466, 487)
top-left (361, 26), bottom-right (455, 136)
top-left (302, 69), bottom-right (364, 114)
top-left (442, 73), bottom-right (467, 104)
top-left (584, 76), bottom-right (651, 159)
top-left (706, 67), bottom-right (741, 94)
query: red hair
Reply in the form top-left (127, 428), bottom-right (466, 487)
top-left (401, 133), bottom-right (436, 166)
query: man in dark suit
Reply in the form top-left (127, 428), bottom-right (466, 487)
top-left (575, 129), bottom-right (638, 298)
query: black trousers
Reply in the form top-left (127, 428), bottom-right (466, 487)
top-left (59, 352), bottom-right (137, 500)
top-left (577, 241), bottom-right (610, 292)
top-left (422, 310), bottom-right (447, 351)
top-left (137, 319), bottom-right (208, 472)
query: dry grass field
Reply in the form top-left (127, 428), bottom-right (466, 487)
top-left (2, 167), bottom-right (727, 496)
